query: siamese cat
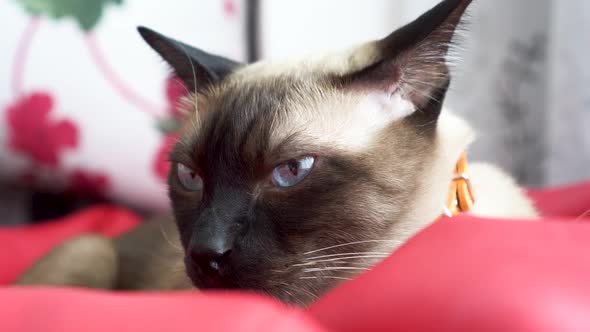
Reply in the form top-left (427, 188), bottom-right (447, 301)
top-left (16, 0), bottom-right (537, 306)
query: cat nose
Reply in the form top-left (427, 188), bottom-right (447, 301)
top-left (188, 243), bottom-right (232, 277)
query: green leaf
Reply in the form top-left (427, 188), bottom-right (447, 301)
top-left (156, 117), bottom-right (182, 135)
top-left (17, 0), bottom-right (124, 31)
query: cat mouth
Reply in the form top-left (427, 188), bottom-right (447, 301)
top-left (183, 256), bottom-right (338, 306)
top-left (183, 256), bottom-right (238, 290)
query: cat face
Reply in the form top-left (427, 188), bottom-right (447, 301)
top-left (139, 0), bottom-right (472, 306)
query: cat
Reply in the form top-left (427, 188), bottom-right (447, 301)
top-left (16, 0), bottom-right (538, 307)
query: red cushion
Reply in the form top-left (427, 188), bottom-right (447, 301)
top-left (1, 182), bottom-right (589, 332)
top-left (528, 181), bottom-right (590, 218)
top-left (309, 216), bottom-right (590, 332)
top-left (0, 288), bottom-right (325, 332)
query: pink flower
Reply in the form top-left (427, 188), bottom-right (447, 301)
top-left (6, 92), bottom-right (78, 167)
top-left (223, 0), bottom-right (237, 17)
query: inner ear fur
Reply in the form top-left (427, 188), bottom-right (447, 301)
top-left (342, 0), bottom-right (473, 110)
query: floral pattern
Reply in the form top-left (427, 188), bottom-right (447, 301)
top-left (6, 92), bottom-right (78, 167)
top-left (0, 0), bottom-right (244, 210)
top-left (17, 0), bottom-right (124, 31)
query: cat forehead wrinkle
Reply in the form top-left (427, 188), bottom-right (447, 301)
top-left (177, 76), bottom-right (303, 170)
top-left (179, 72), bottom-right (420, 166)
top-left (267, 88), bottom-right (417, 153)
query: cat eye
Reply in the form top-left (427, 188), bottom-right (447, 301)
top-left (177, 163), bottom-right (203, 191)
top-left (272, 156), bottom-right (315, 188)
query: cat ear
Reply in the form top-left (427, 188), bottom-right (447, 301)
top-left (344, 0), bottom-right (472, 117)
top-left (138, 26), bottom-right (242, 92)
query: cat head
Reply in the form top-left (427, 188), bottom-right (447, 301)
top-left (139, 0), bottom-right (472, 306)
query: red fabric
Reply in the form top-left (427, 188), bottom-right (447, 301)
top-left (0, 182), bottom-right (589, 332)
top-left (528, 181), bottom-right (590, 218)
top-left (309, 217), bottom-right (590, 332)
top-left (0, 288), bottom-right (325, 332)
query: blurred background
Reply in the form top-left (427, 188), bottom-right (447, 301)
top-left (0, 0), bottom-right (589, 225)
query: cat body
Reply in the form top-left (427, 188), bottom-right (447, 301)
top-left (17, 0), bottom-right (537, 306)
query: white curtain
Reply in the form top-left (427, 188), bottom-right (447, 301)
top-left (449, 0), bottom-right (590, 187)
top-left (260, 0), bottom-right (590, 187)
top-left (546, 1), bottom-right (590, 186)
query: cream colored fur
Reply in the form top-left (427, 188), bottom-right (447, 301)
top-left (381, 110), bottom-right (538, 252)
top-left (177, 25), bottom-right (538, 258)
top-left (264, 90), bottom-right (415, 153)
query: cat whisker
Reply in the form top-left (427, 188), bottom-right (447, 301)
top-left (295, 255), bottom-right (389, 267)
top-left (303, 240), bottom-right (399, 255)
top-left (285, 283), bottom-right (319, 304)
top-left (303, 266), bottom-right (370, 273)
top-left (282, 287), bottom-right (295, 300)
top-left (299, 276), bottom-right (353, 281)
top-left (175, 43), bottom-right (199, 113)
top-left (278, 282), bottom-right (310, 306)
top-left (305, 264), bottom-right (367, 270)
top-left (305, 251), bottom-right (392, 261)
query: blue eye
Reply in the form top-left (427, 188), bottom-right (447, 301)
top-left (272, 156), bottom-right (315, 188)
top-left (177, 163), bottom-right (203, 191)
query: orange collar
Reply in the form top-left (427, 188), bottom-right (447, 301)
top-left (443, 153), bottom-right (475, 218)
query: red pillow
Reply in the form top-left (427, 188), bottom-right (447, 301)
top-left (528, 181), bottom-right (590, 218)
top-left (1, 182), bottom-right (589, 332)
top-left (310, 215), bottom-right (590, 332)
